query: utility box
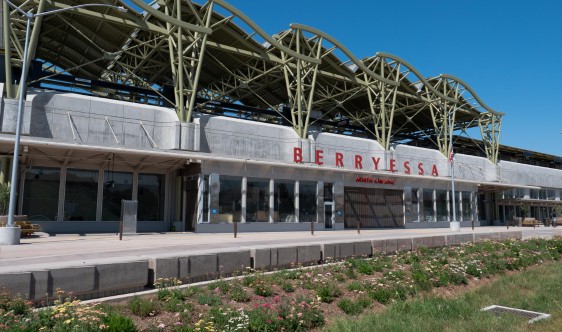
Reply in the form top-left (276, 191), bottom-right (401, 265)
top-left (121, 200), bottom-right (138, 234)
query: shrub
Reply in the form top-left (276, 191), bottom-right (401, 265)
top-left (229, 285), bottom-right (251, 302)
top-left (208, 279), bottom-right (231, 294)
top-left (316, 283), bottom-right (342, 303)
top-left (103, 311), bottom-right (137, 332)
top-left (347, 281), bottom-right (364, 292)
top-left (197, 294), bottom-right (222, 306)
top-left (129, 297), bottom-right (159, 317)
top-left (253, 280), bottom-right (274, 297)
top-left (206, 307), bottom-right (249, 332)
top-left (281, 281), bottom-right (295, 293)
top-left (338, 298), bottom-right (364, 315)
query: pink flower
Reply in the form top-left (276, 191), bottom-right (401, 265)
top-left (214, 287), bottom-right (221, 294)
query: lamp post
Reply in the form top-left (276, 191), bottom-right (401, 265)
top-left (449, 106), bottom-right (461, 232)
top-left (0, 0), bottom-right (126, 245)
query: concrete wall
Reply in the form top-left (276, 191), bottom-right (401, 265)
top-left (198, 115), bottom-right (298, 162)
top-left (0, 91), bottom-right (200, 151)
top-left (0, 230), bottom-right (524, 302)
top-left (499, 160), bottom-right (562, 188)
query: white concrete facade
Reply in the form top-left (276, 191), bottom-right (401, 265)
top-left (0, 91), bottom-right (560, 233)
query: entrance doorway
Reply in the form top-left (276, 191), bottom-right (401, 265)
top-left (344, 187), bottom-right (404, 228)
top-left (324, 202), bottom-right (333, 229)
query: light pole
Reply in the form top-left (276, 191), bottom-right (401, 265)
top-left (0, 0), bottom-right (126, 245)
top-left (449, 106), bottom-right (461, 232)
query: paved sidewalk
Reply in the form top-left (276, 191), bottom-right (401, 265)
top-left (1, 226), bottom-right (557, 274)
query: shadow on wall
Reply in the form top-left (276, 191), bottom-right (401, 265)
top-left (29, 93), bottom-right (55, 138)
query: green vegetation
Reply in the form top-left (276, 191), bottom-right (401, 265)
top-left (1, 237), bottom-right (561, 331)
top-left (325, 261), bottom-right (562, 332)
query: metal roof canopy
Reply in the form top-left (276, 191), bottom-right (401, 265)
top-left (2, 0), bottom-right (504, 163)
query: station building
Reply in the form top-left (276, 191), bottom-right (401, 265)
top-left (0, 0), bottom-right (560, 233)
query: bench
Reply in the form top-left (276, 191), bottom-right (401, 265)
top-left (0, 220), bottom-right (42, 237)
top-left (522, 218), bottom-right (541, 227)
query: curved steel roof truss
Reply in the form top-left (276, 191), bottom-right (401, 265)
top-left (1, 0), bottom-right (503, 163)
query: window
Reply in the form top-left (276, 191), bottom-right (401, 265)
top-left (422, 189), bottom-right (434, 222)
top-left (202, 175), bottom-right (209, 223)
top-left (274, 180), bottom-right (295, 222)
top-left (22, 167), bottom-right (59, 221)
top-left (138, 173), bottom-right (165, 221)
top-left (411, 189), bottom-right (419, 222)
top-left (217, 176), bottom-right (242, 223)
top-left (299, 181), bottom-right (317, 223)
top-left (461, 191), bottom-right (471, 221)
top-left (102, 171), bottom-right (133, 221)
top-left (246, 178), bottom-right (269, 222)
top-left (436, 190), bottom-right (448, 221)
top-left (65, 169), bottom-right (98, 221)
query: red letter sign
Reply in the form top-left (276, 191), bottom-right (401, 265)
top-left (372, 157), bottom-right (381, 170)
top-left (431, 165), bottom-right (439, 176)
top-left (389, 159), bottom-right (397, 172)
top-left (404, 161), bottom-right (411, 174)
top-left (418, 163), bottom-right (424, 175)
top-left (336, 152), bottom-right (344, 167)
top-left (355, 155), bottom-right (363, 169)
top-left (294, 147), bottom-right (303, 163)
top-left (315, 149), bottom-right (324, 165)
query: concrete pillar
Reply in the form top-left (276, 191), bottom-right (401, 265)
top-left (57, 167), bottom-right (67, 222)
top-left (295, 180), bottom-right (300, 223)
top-left (446, 190), bottom-right (451, 222)
top-left (269, 179), bottom-right (274, 223)
top-left (196, 175), bottom-right (204, 224)
top-left (241, 176), bottom-right (247, 223)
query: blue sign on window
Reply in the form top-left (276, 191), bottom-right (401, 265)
top-left (212, 209), bottom-right (217, 214)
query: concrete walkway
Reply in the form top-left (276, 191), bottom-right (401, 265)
top-left (1, 226), bottom-right (558, 274)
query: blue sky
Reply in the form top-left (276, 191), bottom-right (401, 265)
top-left (131, 1), bottom-right (562, 157)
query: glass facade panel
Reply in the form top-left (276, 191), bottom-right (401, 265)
top-left (102, 171), bottom-right (133, 221)
top-left (202, 175), bottom-right (209, 223)
top-left (217, 176), bottom-right (242, 223)
top-left (461, 191), bottom-right (471, 221)
top-left (530, 189), bottom-right (539, 199)
top-left (411, 189), bottom-right (419, 222)
top-left (274, 180), bottom-right (295, 222)
top-left (22, 167), bottom-right (60, 221)
top-left (547, 189), bottom-right (556, 200)
top-left (299, 181), bottom-right (317, 223)
top-left (65, 169), bottom-right (98, 221)
top-left (138, 173), bottom-right (165, 221)
top-left (436, 190), bottom-right (448, 221)
top-left (423, 189), bottom-right (434, 222)
top-left (246, 178), bottom-right (269, 222)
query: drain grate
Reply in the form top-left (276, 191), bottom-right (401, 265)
top-left (481, 305), bottom-right (551, 323)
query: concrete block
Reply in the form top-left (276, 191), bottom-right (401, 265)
top-left (447, 234), bottom-right (474, 246)
top-left (474, 233), bottom-right (501, 242)
top-left (31, 270), bottom-right (49, 301)
top-left (187, 254), bottom-right (218, 281)
top-left (97, 261), bottom-right (148, 290)
top-left (251, 248), bottom-right (277, 270)
top-left (372, 240), bottom-right (385, 254)
top-left (385, 239), bottom-right (398, 252)
top-left (338, 242), bottom-right (355, 258)
top-left (500, 231), bottom-right (522, 240)
top-left (276, 247), bottom-right (298, 267)
top-left (397, 238), bottom-right (412, 252)
top-left (321, 243), bottom-right (337, 261)
top-left (354, 241), bottom-right (372, 257)
top-left (0, 272), bottom-right (31, 299)
top-left (178, 257), bottom-right (190, 280)
top-left (297, 245), bottom-right (321, 265)
top-left (218, 251), bottom-right (251, 276)
top-left (148, 257), bottom-right (179, 284)
top-left (49, 266), bottom-right (96, 296)
top-left (413, 236), bottom-right (446, 250)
